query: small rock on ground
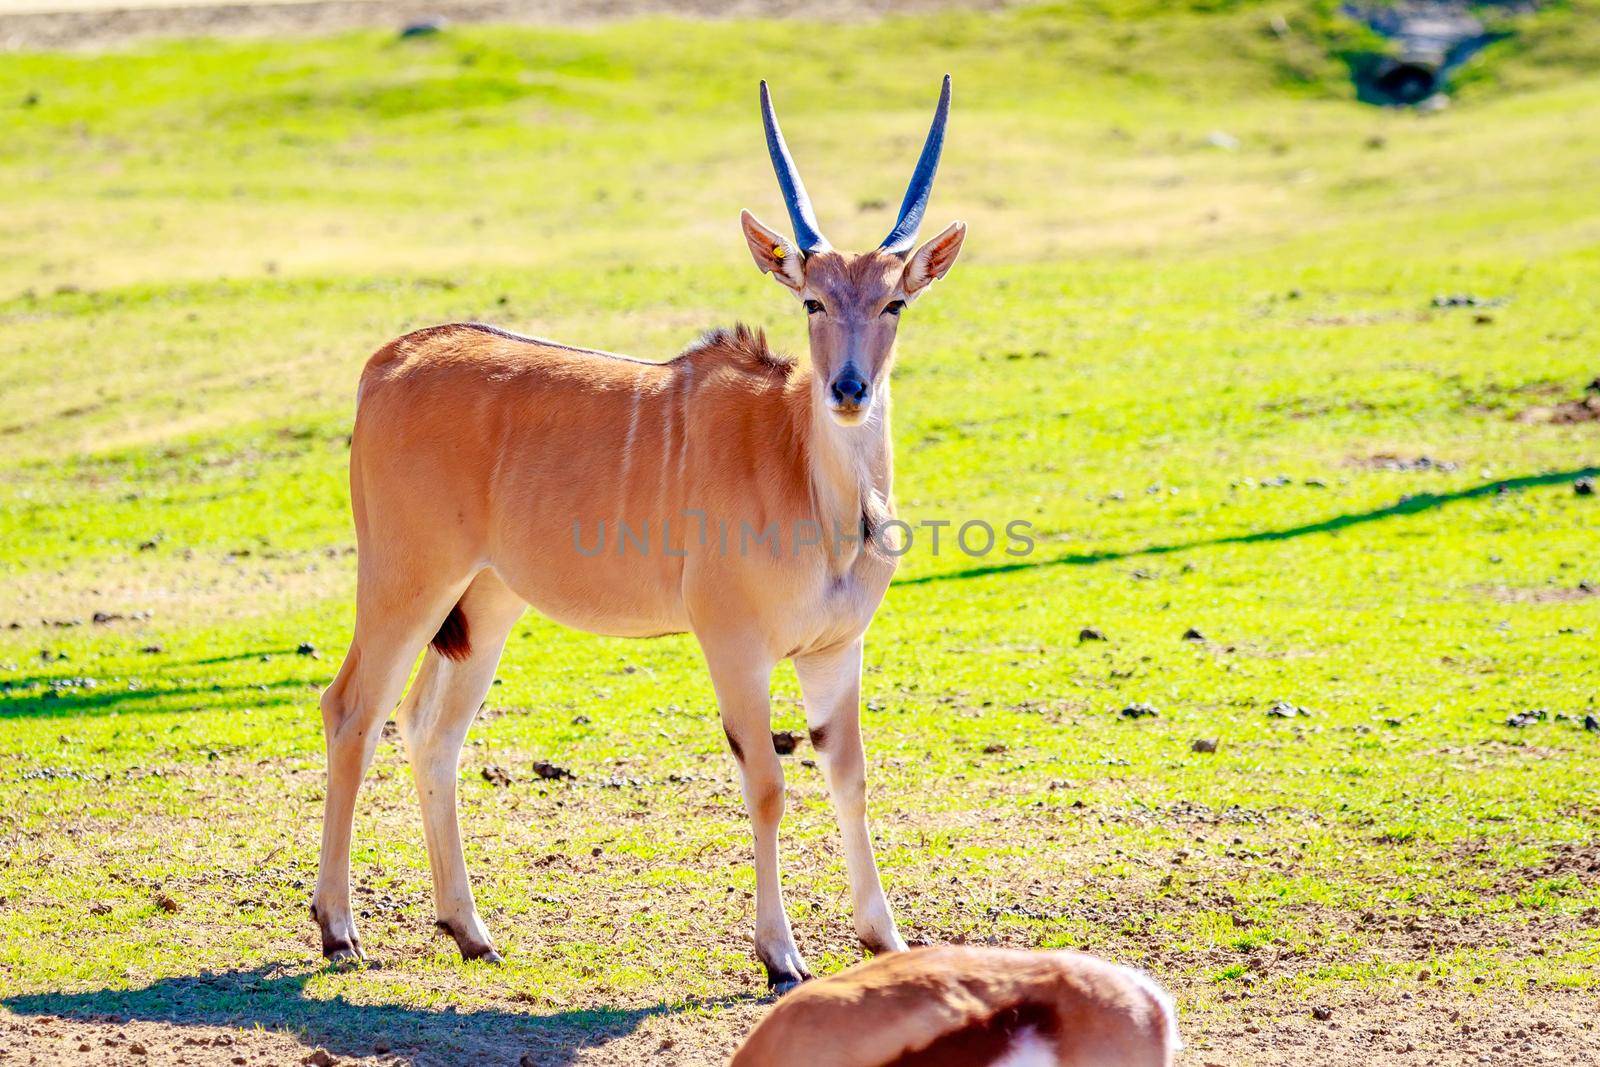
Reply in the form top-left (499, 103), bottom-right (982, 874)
top-left (770, 730), bottom-right (803, 755)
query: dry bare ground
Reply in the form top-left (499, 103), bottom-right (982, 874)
top-left (0, 0), bottom-right (1007, 51)
top-left (3, 752), bottom-right (1598, 1065)
top-left (8, 997), bottom-right (1595, 1067)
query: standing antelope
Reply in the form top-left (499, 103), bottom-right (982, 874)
top-left (311, 77), bottom-right (966, 992)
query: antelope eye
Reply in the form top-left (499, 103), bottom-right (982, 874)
top-left (803, 299), bottom-right (825, 315)
top-left (882, 300), bottom-right (906, 317)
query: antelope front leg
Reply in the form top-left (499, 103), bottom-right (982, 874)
top-left (702, 640), bottom-right (810, 993)
top-left (794, 639), bottom-right (906, 956)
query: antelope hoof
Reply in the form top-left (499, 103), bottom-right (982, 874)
top-left (764, 962), bottom-right (812, 996)
top-left (860, 930), bottom-right (909, 956)
top-left (312, 902), bottom-right (365, 967)
top-left (324, 943), bottom-right (365, 969)
top-left (436, 919), bottom-right (501, 964)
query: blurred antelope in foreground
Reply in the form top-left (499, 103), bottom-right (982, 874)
top-left (311, 78), bottom-right (967, 989)
top-left (730, 946), bottom-right (1182, 1067)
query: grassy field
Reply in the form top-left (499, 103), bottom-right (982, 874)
top-left (3, 2), bottom-right (1600, 1063)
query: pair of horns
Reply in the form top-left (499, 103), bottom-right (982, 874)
top-left (760, 74), bottom-right (951, 258)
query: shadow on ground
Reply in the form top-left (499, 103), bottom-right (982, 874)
top-left (0, 674), bottom-right (311, 720)
top-left (5, 967), bottom-right (752, 1065)
top-left (902, 466), bottom-right (1600, 586)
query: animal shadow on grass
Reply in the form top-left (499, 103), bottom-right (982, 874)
top-left (3, 649), bottom-right (333, 721)
top-left (0, 675), bottom-right (310, 720)
top-left (5, 968), bottom-right (752, 1065)
top-left (904, 466), bottom-right (1600, 586)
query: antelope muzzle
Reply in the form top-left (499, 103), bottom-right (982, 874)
top-left (827, 364), bottom-right (871, 423)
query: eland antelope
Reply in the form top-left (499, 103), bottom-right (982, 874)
top-left (311, 77), bottom-right (966, 991)
top-left (729, 946), bottom-right (1182, 1067)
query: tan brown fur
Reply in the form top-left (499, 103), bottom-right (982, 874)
top-left (730, 946), bottom-right (1181, 1067)
top-left (311, 111), bottom-right (966, 986)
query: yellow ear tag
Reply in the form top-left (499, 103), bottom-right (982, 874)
top-left (771, 244), bottom-right (787, 261)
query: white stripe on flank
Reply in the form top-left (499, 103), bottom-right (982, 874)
top-left (656, 365), bottom-right (677, 524)
top-left (616, 367), bottom-right (646, 520)
top-left (676, 362), bottom-right (694, 483)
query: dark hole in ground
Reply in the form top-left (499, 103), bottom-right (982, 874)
top-left (1340, 1), bottom-right (1532, 106)
top-left (1373, 59), bottom-right (1439, 103)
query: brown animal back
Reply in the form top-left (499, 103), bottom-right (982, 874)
top-left (881, 997), bottom-right (1059, 1067)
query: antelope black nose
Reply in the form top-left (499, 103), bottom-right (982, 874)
top-left (829, 367), bottom-right (870, 408)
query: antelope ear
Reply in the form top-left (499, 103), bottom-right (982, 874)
top-left (741, 210), bottom-right (805, 292)
top-left (901, 221), bottom-right (966, 297)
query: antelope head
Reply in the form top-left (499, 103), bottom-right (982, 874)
top-left (742, 77), bottom-right (966, 428)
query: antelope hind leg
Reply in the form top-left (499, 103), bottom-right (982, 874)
top-left (311, 574), bottom-right (468, 965)
top-left (396, 570), bottom-right (526, 963)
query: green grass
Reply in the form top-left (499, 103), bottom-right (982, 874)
top-left (4, 2), bottom-right (1600, 1063)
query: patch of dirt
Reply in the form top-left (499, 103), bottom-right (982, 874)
top-left (6, 987), bottom-right (1600, 1066)
top-left (0, 1011), bottom-right (387, 1066)
top-left (0, 0), bottom-right (1004, 51)
top-left (1182, 991), bottom-right (1600, 1067)
top-left (5, 749), bottom-right (1598, 1067)
top-left (1299, 311), bottom-right (1431, 327)
top-left (1526, 841), bottom-right (1600, 878)
top-left (1346, 452), bottom-right (1460, 472)
top-left (1480, 581), bottom-right (1599, 603)
top-left (1489, 841), bottom-right (1600, 894)
top-left (2, 550), bottom-right (356, 631)
top-left (1515, 394), bottom-right (1600, 424)
top-left (5, 822), bottom-right (1599, 1067)
top-left (0, 991), bottom-right (766, 1066)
